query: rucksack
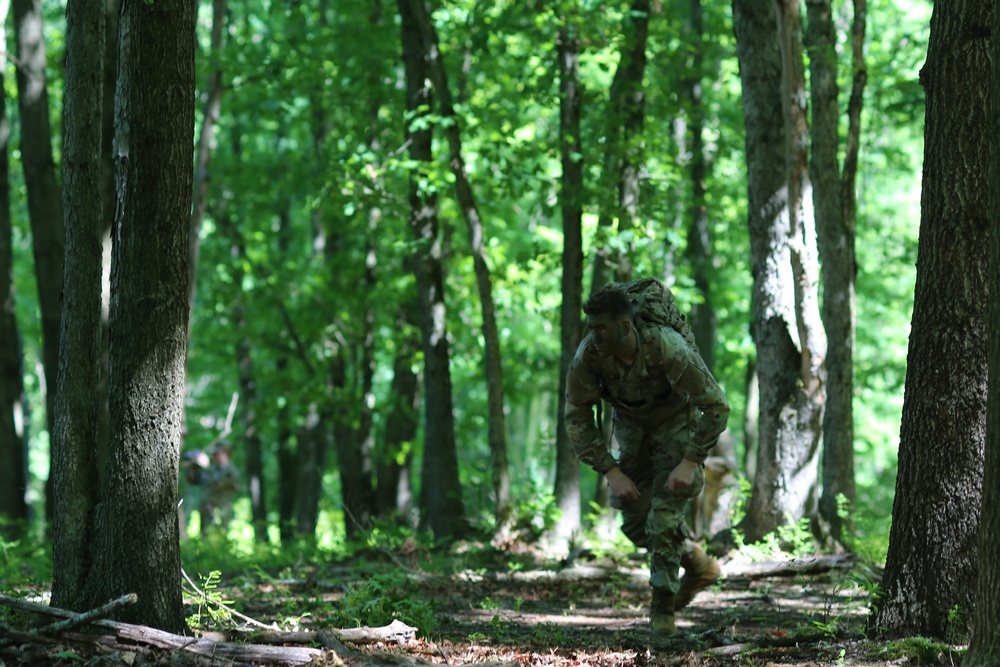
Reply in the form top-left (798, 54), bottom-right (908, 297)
top-left (608, 277), bottom-right (700, 355)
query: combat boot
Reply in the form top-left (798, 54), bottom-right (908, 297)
top-left (674, 545), bottom-right (721, 611)
top-left (650, 587), bottom-right (676, 637)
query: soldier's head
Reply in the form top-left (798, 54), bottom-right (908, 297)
top-left (583, 286), bottom-right (634, 358)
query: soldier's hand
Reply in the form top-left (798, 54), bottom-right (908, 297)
top-left (666, 459), bottom-right (699, 492)
top-left (605, 467), bottom-right (641, 503)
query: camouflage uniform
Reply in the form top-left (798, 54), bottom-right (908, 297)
top-left (199, 451), bottom-right (240, 534)
top-left (566, 323), bottom-right (730, 594)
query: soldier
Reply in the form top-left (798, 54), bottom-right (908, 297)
top-left (565, 283), bottom-right (730, 637)
top-left (198, 442), bottom-right (240, 536)
top-left (179, 448), bottom-right (210, 540)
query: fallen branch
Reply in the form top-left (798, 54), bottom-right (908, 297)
top-left (722, 554), bottom-right (857, 579)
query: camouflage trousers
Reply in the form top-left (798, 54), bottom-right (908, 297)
top-left (611, 407), bottom-right (704, 593)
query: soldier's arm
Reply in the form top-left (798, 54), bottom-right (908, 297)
top-left (565, 352), bottom-right (617, 475)
top-left (658, 329), bottom-right (731, 463)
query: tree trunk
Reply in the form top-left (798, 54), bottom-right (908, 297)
top-left (0, 34), bottom-right (28, 536)
top-left (965, 4), bottom-right (1000, 657)
top-left (189, 0), bottom-right (227, 321)
top-left (733, 0), bottom-right (824, 543)
top-left (874, 0), bottom-right (989, 639)
top-left (96, 0), bottom-right (119, 490)
top-left (11, 0), bottom-right (65, 524)
top-left (550, 17), bottom-right (585, 550)
top-left (590, 0), bottom-right (650, 292)
top-left (88, 0), bottom-right (195, 631)
top-left (683, 0), bottom-right (716, 373)
top-left (376, 305), bottom-right (419, 518)
top-left (234, 283), bottom-right (267, 543)
top-left (404, 0), bottom-right (508, 533)
top-left (398, 0), bottom-right (467, 540)
top-left (294, 403), bottom-right (327, 537)
top-left (50, 0), bottom-right (104, 611)
top-left (807, 0), bottom-right (858, 548)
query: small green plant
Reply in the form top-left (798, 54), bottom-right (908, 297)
top-left (186, 570), bottom-right (234, 629)
top-left (945, 604), bottom-right (967, 644)
top-left (878, 636), bottom-right (963, 663)
top-left (479, 596), bottom-right (501, 611)
top-left (331, 572), bottom-right (437, 634)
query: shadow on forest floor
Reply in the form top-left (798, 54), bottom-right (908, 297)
top-left (0, 543), bottom-right (968, 667)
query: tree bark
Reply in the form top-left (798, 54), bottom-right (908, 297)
top-left (0, 23), bottom-right (28, 535)
top-left (874, 0), bottom-right (989, 639)
top-left (965, 3), bottom-right (1000, 658)
top-left (683, 0), bottom-right (716, 372)
top-left (550, 16), bottom-right (585, 550)
top-left (11, 0), bottom-right (65, 523)
top-left (398, 0), bottom-right (467, 540)
top-left (233, 273), bottom-right (267, 543)
top-left (50, 0), bottom-right (104, 611)
top-left (590, 0), bottom-right (650, 292)
top-left (376, 305), bottom-right (419, 518)
top-left (88, 0), bottom-right (196, 631)
top-left (404, 0), bottom-right (507, 534)
top-left (733, 0), bottom-right (824, 543)
top-left (806, 0), bottom-right (858, 546)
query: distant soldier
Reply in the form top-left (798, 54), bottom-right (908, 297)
top-left (179, 448), bottom-right (211, 539)
top-left (198, 442), bottom-right (240, 535)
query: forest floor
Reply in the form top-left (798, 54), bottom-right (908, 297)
top-left (0, 540), bottom-right (966, 667)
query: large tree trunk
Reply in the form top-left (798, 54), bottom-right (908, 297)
top-left (965, 4), bottom-right (1000, 658)
top-left (874, 0), bottom-right (989, 639)
top-left (50, 0), bottom-right (104, 611)
top-left (550, 17), bottom-right (585, 551)
top-left (398, 0), bottom-right (467, 540)
top-left (0, 33), bottom-right (28, 535)
top-left (590, 0), bottom-right (650, 292)
top-left (11, 0), bottom-right (65, 524)
top-left (807, 0), bottom-right (859, 548)
top-left (88, 0), bottom-right (195, 631)
top-left (733, 0), bottom-right (824, 543)
top-left (404, 0), bottom-right (508, 534)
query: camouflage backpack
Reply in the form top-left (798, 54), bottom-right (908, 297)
top-left (608, 277), bottom-right (700, 355)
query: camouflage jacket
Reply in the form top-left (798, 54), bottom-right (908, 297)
top-left (564, 323), bottom-right (730, 474)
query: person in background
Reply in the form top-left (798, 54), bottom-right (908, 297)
top-left (198, 441), bottom-right (240, 536)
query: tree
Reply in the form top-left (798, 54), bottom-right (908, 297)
top-left (874, 0), bottom-right (990, 639)
top-left (808, 0), bottom-right (864, 547)
top-left (964, 3), bottom-right (1000, 658)
top-left (87, 0), bottom-right (196, 631)
top-left (550, 11), bottom-right (585, 550)
top-left (11, 0), bottom-right (65, 522)
top-left (405, 0), bottom-right (510, 533)
top-left (50, 0), bottom-right (104, 611)
top-left (732, 0), bottom-right (825, 543)
top-left (0, 8), bottom-right (28, 535)
top-left (398, 0), bottom-right (467, 540)
top-left (590, 0), bottom-right (650, 291)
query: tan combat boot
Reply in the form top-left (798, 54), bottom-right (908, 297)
top-left (650, 587), bottom-right (676, 637)
top-left (674, 545), bottom-right (721, 611)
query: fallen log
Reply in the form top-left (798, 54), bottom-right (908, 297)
top-left (721, 554), bottom-right (858, 579)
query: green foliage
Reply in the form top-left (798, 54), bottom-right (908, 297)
top-left (330, 572), bottom-right (438, 635)
top-left (877, 636), bottom-right (964, 664)
top-left (185, 570), bottom-right (234, 629)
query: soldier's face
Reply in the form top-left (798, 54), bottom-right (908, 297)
top-left (587, 313), bottom-right (630, 357)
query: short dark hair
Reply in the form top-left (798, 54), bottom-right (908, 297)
top-left (583, 286), bottom-right (633, 320)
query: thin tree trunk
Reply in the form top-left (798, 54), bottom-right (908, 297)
top-left (376, 305), bottom-right (419, 518)
top-left (50, 0), bottom-right (104, 611)
top-left (404, 0), bottom-right (508, 533)
top-left (0, 18), bottom-right (28, 535)
top-left (590, 0), bottom-right (650, 292)
top-left (11, 0), bottom-right (65, 524)
top-left (874, 0), bottom-right (989, 639)
top-left (89, 0), bottom-right (195, 631)
top-left (550, 16), bottom-right (584, 550)
top-left (233, 275), bottom-right (267, 543)
top-left (807, 0), bottom-right (858, 548)
top-left (398, 0), bottom-right (466, 540)
top-left (683, 0), bottom-right (716, 372)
